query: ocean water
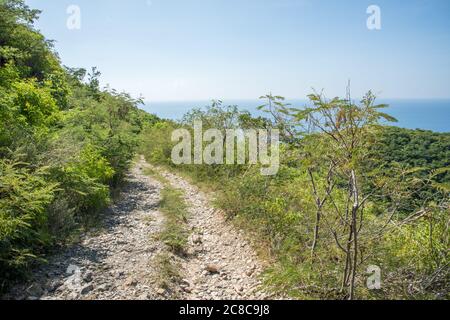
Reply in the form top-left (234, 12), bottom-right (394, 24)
top-left (141, 99), bottom-right (450, 133)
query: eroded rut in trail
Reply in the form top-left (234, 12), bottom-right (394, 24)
top-left (5, 158), bottom-right (270, 300)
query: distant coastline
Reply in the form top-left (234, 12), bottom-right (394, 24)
top-left (141, 99), bottom-right (450, 133)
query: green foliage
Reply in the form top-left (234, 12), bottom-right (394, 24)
top-left (55, 144), bottom-right (113, 215)
top-left (372, 127), bottom-right (449, 176)
top-left (0, 0), bottom-right (62, 80)
top-left (12, 79), bottom-right (59, 127)
top-left (0, 159), bottom-right (57, 279)
top-left (157, 186), bottom-right (189, 255)
top-left (364, 127), bottom-right (450, 214)
top-left (0, 0), bottom-right (154, 291)
top-left (153, 252), bottom-right (182, 291)
top-left (140, 97), bottom-right (449, 300)
top-left (2, 0), bottom-right (446, 300)
top-left (139, 121), bottom-right (178, 165)
top-left (370, 126), bottom-right (450, 185)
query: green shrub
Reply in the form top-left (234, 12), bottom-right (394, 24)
top-left (0, 0), bottom-right (151, 290)
top-left (140, 101), bottom-right (449, 300)
top-left (140, 121), bottom-right (177, 165)
top-left (158, 186), bottom-right (189, 255)
top-left (0, 159), bottom-right (57, 284)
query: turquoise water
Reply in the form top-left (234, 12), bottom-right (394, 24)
top-left (141, 99), bottom-right (450, 133)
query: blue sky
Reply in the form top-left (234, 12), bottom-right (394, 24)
top-left (26, 0), bottom-right (450, 101)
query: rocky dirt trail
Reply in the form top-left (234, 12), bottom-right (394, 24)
top-left (4, 157), bottom-right (270, 300)
top-left (156, 164), bottom-right (270, 300)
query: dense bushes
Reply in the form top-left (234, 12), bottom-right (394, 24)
top-left (2, 0), bottom-right (447, 299)
top-left (366, 127), bottom-right (450, 213)
top-left (0, 0), bottom-right (153, 290)
top-left (371, 127), bottom-right (450, 180)
top-left (0, 160), bottom-right (57, 282)
top-left (140, 100), bottom-right (449, 299)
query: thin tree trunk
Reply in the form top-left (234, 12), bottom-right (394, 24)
top-left (308, 169), bottom-right (322, 257)
top-left (311, 211), bottom-right (321, 257)
top-left (349, 170), bottom-right (360, 300)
